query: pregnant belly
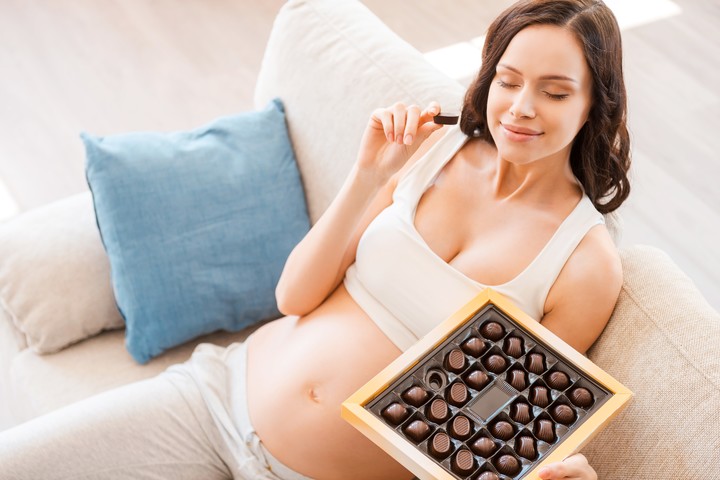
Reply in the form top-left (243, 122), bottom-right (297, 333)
top-left (246, 284), bottom-right (415, 480)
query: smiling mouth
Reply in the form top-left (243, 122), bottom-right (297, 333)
top-left (500, 124), bottom-right (543, 142)
top-left (501, 124), bottom-right (542, 136)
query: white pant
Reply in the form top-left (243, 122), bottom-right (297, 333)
top-left (0, 340), bottom-right (312, 480)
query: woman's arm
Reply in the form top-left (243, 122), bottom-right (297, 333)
top-left (275, 102), bottom-right (445, 316)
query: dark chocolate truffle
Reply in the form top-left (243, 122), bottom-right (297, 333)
top-left (529, 385), bottom-right (550, 408)
top-left (403, 419), bottom-right (431, 442)
top-left (551, 404), bottom-right (576, 425)
top-left (510, 402), bottom-right (532, 424)
top-left (461, 336), bottom-right (487, 357)
top-left (477, 472), bottom-right (500, 480)
top-left (480, 321), bottom-right (505, 341)
top-left (483, 354), bottom-right (508, 374)
top-left (470, 437), bottom-right (497, 458)
top-left (534, 419), bottom-right (555, 443)
top-left (428, 431), bottom-right (452, 459)
top-left (425, 398), bottom-right (450, 424)
top-left (444, 347), bottom-right (467, 373)
top-left (401, 385), bottom-right (429, 407)
top-left (503, 336), bottom-right (524, 358)
top-left (446, 382), bottom-right (469, 407)
top-left (464, 369), bottom-right (491, 391)
top-left (451, 448), bottom-right (475, 475)
top-left (516, 435), bottom-right (537, 460)
top-left (495, 454), bottom-right (521, 476)
top-left (569, 387), bottom-right (594, 408)
top-left (433, 112), bottom-right (460, 125)
top-left (547, 371), bottom-right (571, 390)
top-left (381, 403), bottom-right (409, 425)
top-left (490, 420), bottom-right (514, 441)
top-left (449, 415), bottom-right (473, 440)
top-left (526, 352), bottom-right (546, 374)
top-left (508, 369), bottom-right (528, 391)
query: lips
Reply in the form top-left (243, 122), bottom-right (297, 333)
top-left (501, 123), bottom-right (542, 135)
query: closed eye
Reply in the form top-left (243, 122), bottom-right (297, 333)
top-left (544, 92), bottom-right (569, 101)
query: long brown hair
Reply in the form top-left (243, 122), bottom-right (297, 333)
top-left (460, 0), bottom-right (630, 213)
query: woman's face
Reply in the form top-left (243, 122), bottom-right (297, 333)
top-left (486, 24), bottom-right (593, 167)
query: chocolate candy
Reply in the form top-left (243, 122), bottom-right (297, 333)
top-left (507, 369), bottom-right (528, 391)
top-left (480, 321), bottom-right (505, 341)
top-left (428, 431), bottom-right (452, 459)
top-left (483, 354), bottom-right (508, 374)
top-left (552, 404), bottom-right (576, 425)
top-left (444, 347), bottom-right (467, 373)
top-left (510, 401), bottom-right (532, 424)
top-left (490, 420), bottom-right (514, 441)
top-left (401, 385), bottom-right (429, 407)
top-left (534, 419), bottom-right (555, 443)
top-left (477, 472), bottom-right (500, 480)
top-left (495, 454), bottom-right (521, 476)
top-left (503, 336), bottom-right (524, 358)
top-left (529, 385), bottom-right (551, 408)
top-left (381, 403), bottom-right (408, 425)
top-left (451, 448), bottom-right (476, 475)
top-left (461, 336), bottom-right (487, 357)
top-left (464, 369), bottom-right (491, 391)
top-left (433, 112), bottom-right (460, 125)
top-left (449, 415), bottom-right (473, 440)
top-left (547, 371), bottom-right (570, 390)
top-left (446, 382), bottom-right (470, 407)
top-left (569, 387), bottom-right (594, 408)
top-left (470, 436), bottom-right (497, 457)
top-left (525, 352), bottom-right (546, 374)
top-left (425, 398), bottom-right (450, 424)
top-left (403, 419), bottom-right (431, 442)
top-left (516, 435), bottom-right (537, 460)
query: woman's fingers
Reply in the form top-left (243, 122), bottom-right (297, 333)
top-left (403, 104), bottom-right (421, 145)
top-left (392, 103), bottom-right (407, 144)
top-left (371, 101), bottom-right (443, 145)
top-left (538, 453), bottom-right (596, 480)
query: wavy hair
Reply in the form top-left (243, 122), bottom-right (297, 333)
top-left (459, 0), bottom-right (631, 213)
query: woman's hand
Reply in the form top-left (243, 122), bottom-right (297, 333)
top-left (355, 101), bottom-right (444, 186)
top-left (537, 453), bottom-right (597, 480)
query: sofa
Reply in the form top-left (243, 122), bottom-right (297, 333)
top-left (1, 0), bottom-right (719, 478)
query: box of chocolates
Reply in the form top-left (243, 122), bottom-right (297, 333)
top-left (342, 288), bottom-right (632, 479)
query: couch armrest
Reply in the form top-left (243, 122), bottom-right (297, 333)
top-left (0, 192), bottom-right (124, 355)
top-left (585, 245), bottom-right (720, 478)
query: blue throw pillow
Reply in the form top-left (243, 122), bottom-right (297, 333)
top-left (83, 98), bottom-right (309, 364)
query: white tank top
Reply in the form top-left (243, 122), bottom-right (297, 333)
top-left (344, 125), bottom-right (604, 351)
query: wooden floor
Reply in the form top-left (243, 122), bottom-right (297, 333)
top-left (0, 0), bottom-right (717, 311)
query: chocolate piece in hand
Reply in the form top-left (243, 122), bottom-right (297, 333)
top-left (490, 420), bottom-right (514, 441)
top-left (433, 112), bottom-right (460, 125)
top-left (477, 472), bottom-right (500, 480)
top-left (381, 402), bottom-right (408, 425)
top-left (551, 404), bottom-right (576, 425)
top-left (484, 354), bottom-right (508, 374)
top-left (503, 336), bottom-right (524, 358)
top-left (470, 437), bottom-right (497, 458)
top-left (464, 369), bottom-right (491, 391)
top-left (529, 385), bottom-right (550, 407)
top-left (516, 435), bottom-right (537, 460)
top-left (534, 419), bottom-right (556, 443)
top-left (525, 352), bottom-right (546, 374)
top-left (428, 431), bottom-right (452, 459)
top-left (569, 387), bottom-right (594, 408)
top-left (449, 415), bottom-right (473, 440)
top-left (461, 336), bottom-right (486, 357)
top-left (401, 385), bottom-right (429, 407)
top-left (480, 321), bottom-right (505, 341)
top-left (403, 419), bottom-right (431, 442)
top-left (451, 448), bottom-right (476, 476)
top-left (444, 347), bottom-right (467, 373)
top-left (495, 454), bottom-right (521, 476)
top-left (425, 398), bottom-right (450, 424)
top-left (547, 371), bottom-right (570, 390)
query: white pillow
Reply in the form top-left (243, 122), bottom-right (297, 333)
top-left (0, 192), bottom-right (124, 353)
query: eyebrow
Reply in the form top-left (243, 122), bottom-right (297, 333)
top-left (497, 63), bottom-right (578, 84)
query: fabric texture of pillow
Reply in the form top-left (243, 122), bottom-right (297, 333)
top-left (83, 98), bottom-right (309, 364)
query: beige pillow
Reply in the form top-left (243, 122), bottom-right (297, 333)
top-left (585, 245), bottom-right (720, 478)
top-left (0, 192), bottom-right (123, 353)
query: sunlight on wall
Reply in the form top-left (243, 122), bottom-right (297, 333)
top-left (423, 0), bottom-right (682, 81)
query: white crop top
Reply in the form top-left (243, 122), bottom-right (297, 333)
top-left (343, 125), bottom-right (605, 351)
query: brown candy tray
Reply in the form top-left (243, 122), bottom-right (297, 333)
top-left (342, 288), bottom-right (632, 480)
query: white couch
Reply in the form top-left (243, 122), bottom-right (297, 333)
top-left (1, 1), bottom-right (719, 478)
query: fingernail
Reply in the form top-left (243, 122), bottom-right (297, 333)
top-left (404, 134), bottom-right (413, 145)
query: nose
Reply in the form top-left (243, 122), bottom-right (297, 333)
top-left (509, 87), bottom-right (536, 119)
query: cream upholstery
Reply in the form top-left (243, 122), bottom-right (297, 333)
top-left (0, 0), bottom-right (718, 478)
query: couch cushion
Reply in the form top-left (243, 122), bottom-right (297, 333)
top-left (83, 98), bottom-right (310, 364)
top-left (585, 245), bottom-right (720, 478)
top-left (0, 192), bottom-right (123, 354)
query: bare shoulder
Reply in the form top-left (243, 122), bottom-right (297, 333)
top-left (540, 223), bottom-right (623, 354)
